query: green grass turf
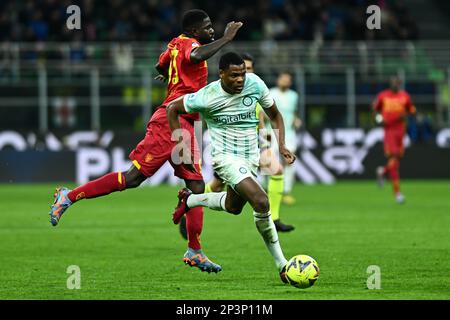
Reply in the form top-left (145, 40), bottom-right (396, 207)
top-left (0, 180), bottom-right (449, 300)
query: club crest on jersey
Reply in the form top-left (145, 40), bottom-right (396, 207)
top-left (212, 110), bottom-right (257, 125)
top-left (145, 153), bottom-right (153, 163)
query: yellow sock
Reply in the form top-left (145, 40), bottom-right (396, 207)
top-left (268, 175), bottom-right (283, 221)
top-left (204, 183), bottom-right (212, 193)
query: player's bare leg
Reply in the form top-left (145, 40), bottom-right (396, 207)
top-left (376, 166), bottom-right (385, 188)
top-left (49, 165), bottom-right (146, 226)
top-left (232, 178), bottom-right (288, 282)
top-left (260, 148), bottom-right (294, 232)
top-left (178, 216), bottom-right (188, 240)
top-left (207, 175), bottom-right (226, 193)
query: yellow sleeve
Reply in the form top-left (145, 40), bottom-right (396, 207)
top-left (255, 102), bottom-right (263, 131)
top-left (255, 102), bottom-right (261, 120)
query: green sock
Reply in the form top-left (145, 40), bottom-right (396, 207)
top-left (268, 175), bottom-right (283, 221)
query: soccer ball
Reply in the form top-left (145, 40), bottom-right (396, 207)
top-left (285, 255), bottom-right (320, 289)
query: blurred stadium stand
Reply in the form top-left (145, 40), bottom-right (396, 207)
top-left (0, 0), bottom-right (449, 136)
top-left (0, 0), bottom-right (428, 42)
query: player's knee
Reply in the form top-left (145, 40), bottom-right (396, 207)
top-left (252, 194), bottom-right (270, 213)
top-left (224, 196), bottom-right (243, 215)
top-left (225, 204), bottom-right (243, 215)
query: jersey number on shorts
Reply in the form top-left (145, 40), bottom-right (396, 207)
top-left (168, 48), bottom-right (179, 85)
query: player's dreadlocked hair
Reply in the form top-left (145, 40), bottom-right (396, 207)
top-left (241, 52), bottom-right (255, 67)
top-left (219, 52), bottom-right (245, 70)
top-left (182, 9), bottom-right (209, 32)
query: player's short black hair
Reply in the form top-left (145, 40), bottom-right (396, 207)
top-left (219, 52), bottom-right (245, 70)
top-left (241, 52), bottom-right (255, 66)
top-left (182, 9), bottom-right (209, 32)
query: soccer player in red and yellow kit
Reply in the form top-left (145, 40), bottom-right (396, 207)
top-left (372, 76), bottom-right (416, 203)
top-left (49, 9), bottom-right (242, 273)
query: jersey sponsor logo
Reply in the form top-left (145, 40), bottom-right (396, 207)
top-left (212, 110), bottom-right (257, 125)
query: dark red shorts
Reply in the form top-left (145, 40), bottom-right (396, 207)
top-left (384, 127), bottom-right (405, 157)
top-left (129, 108), bottom-right (203, 180)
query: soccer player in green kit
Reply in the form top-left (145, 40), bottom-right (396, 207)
top-left (167, 52), bottom-right (296, 282)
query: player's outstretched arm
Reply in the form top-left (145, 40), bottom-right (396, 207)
top-left (190, 21), bottom-right (243, 63)
top-left (264, 103), bottom-right (296, 164)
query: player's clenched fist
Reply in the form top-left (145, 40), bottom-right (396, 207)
top-left (223, 21), bottom-right (243, 41)
top-left (280, 146), bottom-right (296, 165)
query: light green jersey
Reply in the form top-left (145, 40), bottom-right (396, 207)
top-left (183, 73), bottom-right (274, 163)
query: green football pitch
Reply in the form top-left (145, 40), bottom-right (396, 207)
top-left (0, 180), bottom-right (449, 300)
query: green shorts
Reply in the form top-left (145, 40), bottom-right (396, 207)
top-left (212, 155), bottom-right (259, 189)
